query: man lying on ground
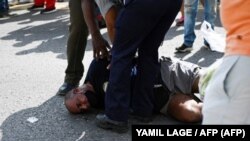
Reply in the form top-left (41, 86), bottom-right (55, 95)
top-left (64, 57), bottom-right (203, 123)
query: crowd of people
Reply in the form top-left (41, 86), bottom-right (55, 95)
top-left (2, 0), bottom-right (249, 134)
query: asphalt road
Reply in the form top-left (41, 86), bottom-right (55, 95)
top-left (0, 2), bottom-right (225, 141)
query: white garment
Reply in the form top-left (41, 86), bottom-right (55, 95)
top-left (95, 0), bottom-right (115, 17)
top-left (202, 55), bottom-right (250, 124)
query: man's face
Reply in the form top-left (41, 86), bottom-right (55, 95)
top-left (65, 86), bottom-right (90, 114)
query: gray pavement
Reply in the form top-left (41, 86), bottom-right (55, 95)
top-left (0, 2), bottom-right (225, 141)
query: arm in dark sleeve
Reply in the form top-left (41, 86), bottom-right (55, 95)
top-left (84, 58), bottom-right (110, 107)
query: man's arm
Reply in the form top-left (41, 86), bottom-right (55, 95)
top-left (104, 6), bottom-right (118, 43)
top-left (81, 0), bottom-right (111, 59)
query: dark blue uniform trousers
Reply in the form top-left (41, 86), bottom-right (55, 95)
top-left (105, 0), bottom-right (182, 122)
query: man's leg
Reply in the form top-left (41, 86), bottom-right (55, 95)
top-left (57, 0), bottom-right (89, 95)
top-left (184, 0), bottom-right (199, 47)
top-left (104, 6), bottom-right (149, 122)
top-left (203, 0), bottom-right (217, 47)
top-left (0, 0), bottom-right (9, 17)
top-left (96, 0), bottom-right (181, 133)
top-left (176, 0), bottom-right (198, 53)
top-left (40, 0), bottom-right (56, 14)
top-left (27, 0), bottom-right (44, 10)
top-left (45, 0), bottom-right (56, 9)
top-left (131, 1), bottom-right (181, 119)
top-left (33, 0), bottom-right (45, 6)
top-left (204, 0), bottom-right (217, 27)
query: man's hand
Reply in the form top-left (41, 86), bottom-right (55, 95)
top-left (81, 0), bottom-right (111, 60)
top-left (92, 32), bottom-right (111, 60)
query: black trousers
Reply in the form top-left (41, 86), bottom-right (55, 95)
top-left (105, 0), bottom-right (182, 122)
top-left (64, 0), bottom-right (89, 85)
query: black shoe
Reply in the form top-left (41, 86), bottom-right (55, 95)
top-left (40, 8), bottom-right (56, 14)
top-left (56, 83), bottom-right (78, 96)
top-left (27, 5), bottom-right (44, 10)
top-left (0, 11), bottom-right (12, 18)
top-left (175, 44), bottom-right (193, 53)
top-left (96, 114), bottom-right (129, 133)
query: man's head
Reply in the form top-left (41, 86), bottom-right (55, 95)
top-left (64, 83), bottom-right (94, 114)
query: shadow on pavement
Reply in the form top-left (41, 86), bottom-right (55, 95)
top-left (174, 47), bottom-right (224, 67)
top-left (0, 95), bottom-right (197, 141)
top-left (0, 6), bottom-right (109, 60)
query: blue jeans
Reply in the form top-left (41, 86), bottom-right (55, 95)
top-left (184, 0), bottom-right (217, 47)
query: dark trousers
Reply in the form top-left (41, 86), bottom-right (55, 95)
top-left (64, 0), bottom-right (89, 85)
top-left (0, 0), bottom-right (9, 13)
top-left (105, 0), bottom-right (182, 122)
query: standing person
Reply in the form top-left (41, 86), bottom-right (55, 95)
top-left (56, 0), bottom-right (118, 96)
top-left (202, 0), bottom-right (250, 124)
top-left (27, 0), bottom-right (57, 14)
top-left (175, 0), bottom-right (217, 53)
top-left (96, 0), bottom-right (182, 133)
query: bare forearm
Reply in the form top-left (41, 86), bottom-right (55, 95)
top-left (105, 6), bottom-right (118, 43)
top-left (81, 0), bottom-right (111, 59)
top-left (81, 0), bottom-right (100, 36)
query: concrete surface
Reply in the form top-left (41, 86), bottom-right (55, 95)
top-left (0, 2), bottom-right (225, 141)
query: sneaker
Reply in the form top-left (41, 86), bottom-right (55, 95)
top-left (96, 114), bottom-right (129, 133)
top-left (27, 5), bottom-right (44, 11)
top-left (40, 8), bottom-right (56, 14)
top-left (56, 82), bottom-right (78, 96)
top-left (175, 44), bottom-right (193, 53)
